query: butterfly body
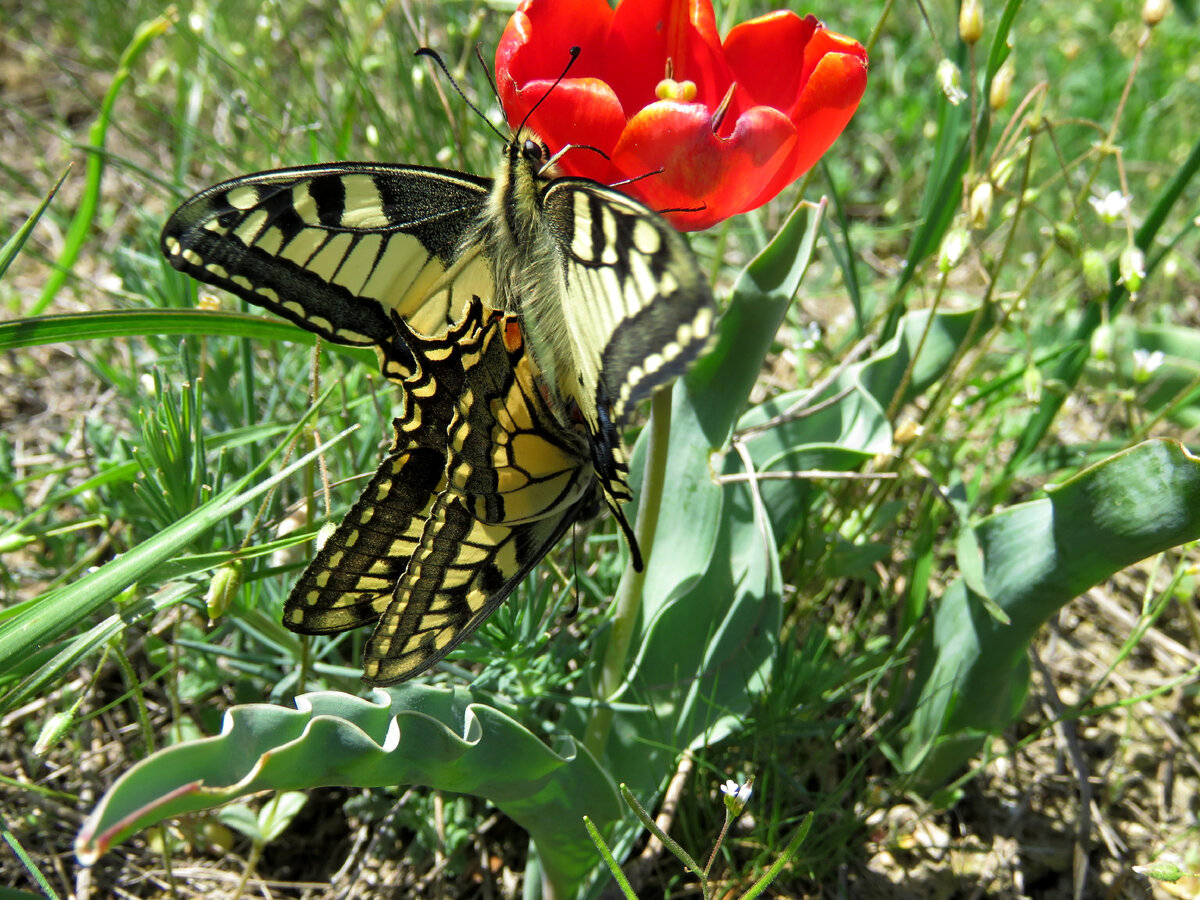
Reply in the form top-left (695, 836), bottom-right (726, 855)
top-left (163, 127), bottom-right (715, 684)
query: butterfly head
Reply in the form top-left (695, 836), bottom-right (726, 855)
top-left (510, 128), bottom-right (558, 180)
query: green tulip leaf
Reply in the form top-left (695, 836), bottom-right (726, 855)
top-left (583, 201), bottom-right (826, 864)
top-left (688, 199), bottom-right (826, 448)
top-left (77, 685), bottom-right (620, 898)
top-left (732, 303), bottom-right (985, 545)
top-left (854, 305), bottom-right (993, 410)
top-left (630, 200), bottom-right (825, 628)
top-left (900, 439), bottom-right (1200, 784)
top-left (581, 465), bottom-right (781, 871)
top-left (734, 375), bottom-right (889, 544)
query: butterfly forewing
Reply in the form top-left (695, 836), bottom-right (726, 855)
top-left (162, 163), bottom-right (493, 380)
top-left (508, 175), bottom-right (715, 550)
top-left (541, 179), bottom-right (717, 428)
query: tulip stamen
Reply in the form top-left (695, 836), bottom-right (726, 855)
top-left (655, 77), bottom-right (697, 102)
top-left (710, 82), bottom-right (737, 134)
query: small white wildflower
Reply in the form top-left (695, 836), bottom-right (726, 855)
top-left (1088, 190), bottom-right (1131, 224)
top-left (937, 59), bottom-right (967, 106)
top-left (798, 321), bottom-right (822, 351)
top-left (1132, 348), bottom-right (1164, 383)
top-left (720, 778), bottom-right (753, 814)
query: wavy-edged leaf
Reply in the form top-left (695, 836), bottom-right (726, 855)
top-left (77, 685), bottom-right (620, 898)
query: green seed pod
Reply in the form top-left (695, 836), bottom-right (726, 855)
top-left (205, 560), bottom-right (244, 620)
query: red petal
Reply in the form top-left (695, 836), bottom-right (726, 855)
top-left (798, 27), bottom-right (869, 112)
top-left (611, 102), bottom-right (797, 230)
top-left (496, 0), bottom-right (613, 105)
top-left (722, 12), bottom-right (817, 112)
top-left (748, 46), bottom-right (868, 207)
top-left (604, 0), bottom-right (731, 113)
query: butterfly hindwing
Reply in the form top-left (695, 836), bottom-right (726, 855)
top-left (282, 445), bottom-right (450, 634)
top-left (281, 303), bottom-right (487, 634)
top-left (287, 298), bottom-right (598, 685)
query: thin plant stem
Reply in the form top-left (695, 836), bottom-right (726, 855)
top-left (584, 816), bottom-right (638, 900)
top-left (702, 813), bottom-right (733, 881)
top-left (583, 386), bottom-right (674, 757)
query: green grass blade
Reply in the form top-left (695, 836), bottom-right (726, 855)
top-left (0, 167), bottom-right (69, 282)
top-left (0, 415), bottom-right (352, 711)
top-left (0, 309), bottom-right (377, 368)
top-left (32, 13), bottom-right (172, 314)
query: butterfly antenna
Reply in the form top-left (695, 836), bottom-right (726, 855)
top-left (474, 43), bottom-right (503, 109)
top-left (414, 47), bottom-right (507, 143)
top-left (544, 143), bottom-right (610, 172)
top-left (517, 45), bottom-right (581, 134)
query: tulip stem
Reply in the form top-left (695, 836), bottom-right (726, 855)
top-left (583, 385), bottom-right (674, 757)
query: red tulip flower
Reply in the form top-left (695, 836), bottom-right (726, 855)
top-left (496, 0), bottom-right (868, 231)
